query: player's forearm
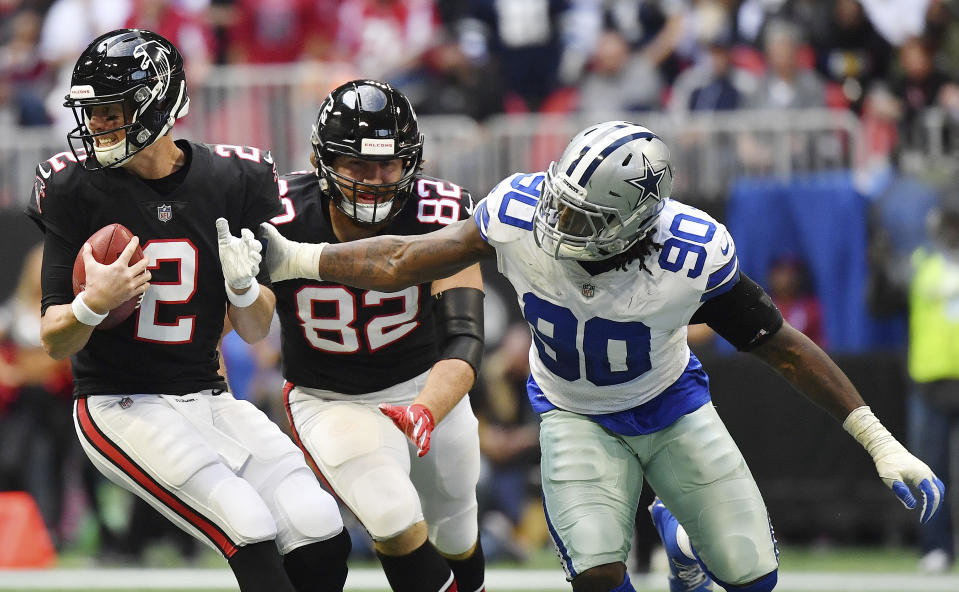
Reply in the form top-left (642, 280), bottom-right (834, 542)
top-left (414, 358), bottom-right (476, 424)
top-left (320, 235), bottom-right (475, 292)
top-left (749, 322), bottom-right (866, 422)
top-left (227, 284), bottom-right (276, 343)
top-left (40, 303), bottom-right (94, 360)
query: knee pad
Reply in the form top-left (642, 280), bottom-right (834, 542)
top-left (715, 569), bottom-right (778, 592)
top-left (428, 503), bottom-right (479, 556)
top-left (204, 470), bottom-right (277, 543)
top-left (272, 466), bottom-right (344, 554)
top-left (352, 464), bottom-right (422, 540)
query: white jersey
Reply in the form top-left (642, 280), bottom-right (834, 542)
top-left (474, 172), bottom-right (739, 415)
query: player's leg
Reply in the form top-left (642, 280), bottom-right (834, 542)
top-left (210, 393), bottom-right (350, 592)
top-left (640, 402), bottom-right (778, 591)
top-left (74, 395), bottom-right (293, 592)
top-left (287, 387), bottom-right (455, 592)
top-left (538, 409), bottom-right (643, 592)
top-left (412, 394), bottom-right (486, 592)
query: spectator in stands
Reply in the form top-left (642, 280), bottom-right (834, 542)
top-left (408, 30), bottom-right (505, 122)
top-left (738, 19), bottom-right (827, 170)
top-left (0, 244), bottom-right (77, 548)
top-left (328, 0), bottom-right (440, 84)
top-left (577, 29), bottom-right (663, 115)
top-left (887, 35), bottom-right (959, 152)
top-left (744, 18), bottom-right (826, 110)
top-left (669, 29), bottom-right (745, 115)
top-left (455, 0), bottom-right (586, 113)
top-left (905, 190), bottom-right (959, 574)
top-left (766, 256), bottom-right (826, 348)
top-left (0, 8), bottom-right (50, 126)
top-left (225, 0), bottom-right (337, 64)
top-left (471, 323), bottom-right (543, 562)
top-left (809, 0), bottom-right (893, 113)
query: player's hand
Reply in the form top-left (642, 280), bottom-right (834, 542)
top-left (259, 222), bottom-right (326, 282)
top-left (379, 403), bottom-right (435, 457)
top-left (844, 406), bottom-right (946, 524)
top-left (216, 217), bottom-right (261, 291)
top-left (873, 446), bottom-right (945, 524)
top-left (82, 237), bottom-right (151, 313)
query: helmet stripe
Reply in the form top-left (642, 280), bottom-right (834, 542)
top-left (564, 122), bottom-right (631, 177)
top-left (576, 131), bottom-right (658, 187)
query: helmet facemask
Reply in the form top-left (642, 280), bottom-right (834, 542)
top-left (313, 126), bottom-right (421, 226)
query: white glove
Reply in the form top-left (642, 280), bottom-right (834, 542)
top-left (844, 406), bottom-right (946, 524)
top-left (259, 222), bottom-right (326, 282)
top-left (216, 217), bottom-right (261, 290)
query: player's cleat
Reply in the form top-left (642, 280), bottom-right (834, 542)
top-left (649, 497), bottom-right (714, 592)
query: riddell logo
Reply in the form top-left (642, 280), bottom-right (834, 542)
top-left (361, 138), bottom-right (395, 156)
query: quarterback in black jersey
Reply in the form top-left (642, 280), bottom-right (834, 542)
top-left (266, 80), bottom-right (487, 592)
top-left (25, 30), bottom-right (348, 592)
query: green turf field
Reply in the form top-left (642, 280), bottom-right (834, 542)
top-left (1, 544), bottom-right (958, 592)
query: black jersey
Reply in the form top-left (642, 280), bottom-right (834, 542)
top-left (25, 141), bottom-right (283, 396)
top-left (271, 171), bottom-right (475, 394)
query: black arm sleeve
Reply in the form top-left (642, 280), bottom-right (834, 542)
top-left (433, 287), bottom-right (485, 376)
top-left (690, 272), bottom-right (784, 351)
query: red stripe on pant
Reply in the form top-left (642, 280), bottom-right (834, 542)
top-left (282, 382), bottom-right (342, 504)
top-left (75, 395), bottom-right (238, 557)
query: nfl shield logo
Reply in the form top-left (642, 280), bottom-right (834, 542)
top-left (157, 204), bottom-right (172, 222)
top-left (119, 396), bottom-right (133, 409)
top-left (582, 282), bottom-right (595, 298)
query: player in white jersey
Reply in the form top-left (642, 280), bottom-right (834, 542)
top-left (256, 121), bottom-right (945, 592)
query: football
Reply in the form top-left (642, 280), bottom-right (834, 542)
top-left (72, 223), bottom-right (145, 330)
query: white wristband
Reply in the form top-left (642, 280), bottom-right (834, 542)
top-left (72, 292), bottom-right (108, 326)
top-left (842, 405), bottom-right (899, 459)
top-left (225, 280), bottom-right (260, 308)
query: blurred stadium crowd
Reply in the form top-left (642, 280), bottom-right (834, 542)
top-left (2, 0), bottom-right (959, 575)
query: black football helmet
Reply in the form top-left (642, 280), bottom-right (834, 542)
top-left (312, 79), bottom-right (424, 225)
top-left (64, 29), bottom-right (190, 169)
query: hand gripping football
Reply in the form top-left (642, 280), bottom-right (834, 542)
top-left (72, 223), bottom-right (145, 330)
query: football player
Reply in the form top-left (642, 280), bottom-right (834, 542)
top-left (26, 29), bottom-right (349, 592)
top-left (265, 79), bottom-right (486, 592)
top-left (258, 120), bottom-right (946, 592)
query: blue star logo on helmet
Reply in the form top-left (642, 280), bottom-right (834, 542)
top-left (624, 154), bottom-right (668, 202)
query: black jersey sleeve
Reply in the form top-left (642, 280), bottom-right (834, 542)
top-left (689, 272), bottom-right (784, 351)
top-left (25, 158), bottom-right (91, 314)
top-left (240, 151), bottom-right (284, 230)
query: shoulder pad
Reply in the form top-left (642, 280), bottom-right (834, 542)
top-left (475, 172), bottom-right (545, 246)
top-left (655, 201), bottom-right (740, 301)
top-left (408, 175), bottom-right (475, 226)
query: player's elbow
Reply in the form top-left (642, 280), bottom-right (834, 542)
top-left (41, 338), bottom-right (71, 361)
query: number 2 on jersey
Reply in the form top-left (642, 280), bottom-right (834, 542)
top-left (135, 240), bottom-right (197, 343)
top-left (522, 293), bottom-right (651, 386)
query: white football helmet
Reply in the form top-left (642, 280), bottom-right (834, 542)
top-left (534, 121), bottom-right (673, 261)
